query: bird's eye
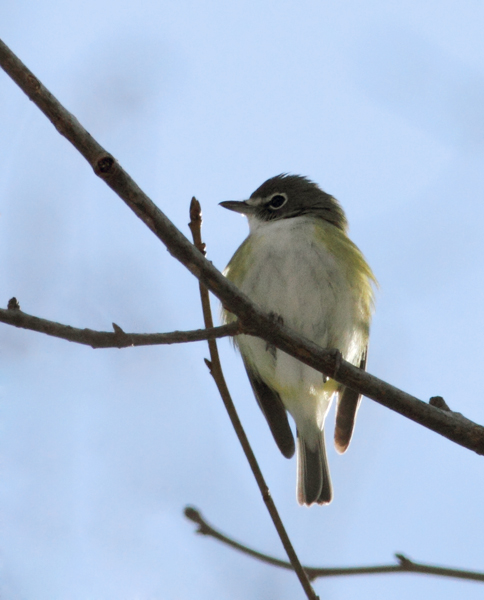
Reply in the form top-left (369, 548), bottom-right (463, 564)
top-left (268, 194), bottom-right (287, 209)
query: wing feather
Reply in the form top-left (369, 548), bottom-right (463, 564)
top-left (245, 364), bottom-right (295, 459)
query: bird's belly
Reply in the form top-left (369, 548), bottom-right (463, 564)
top-left (234, 219), bottom-right (363, 423)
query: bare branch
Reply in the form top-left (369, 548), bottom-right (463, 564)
top-left (0, 299), bottom-right (240, 348)
top-left (1, 38), bottom-right (484, 456)
top-left (188, 200), bottom-right (319, 600)
top-left (185, 507), bottom-right (484, 584)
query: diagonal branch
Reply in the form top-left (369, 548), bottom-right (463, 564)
top-left (0, 299), bottom-right (240, 348)
top-left (185, 506), bottom-right (484, 584)
top-left (188, 199), bottom-right (319, 600)
top-left (1, 38), bottom-right (484, 456)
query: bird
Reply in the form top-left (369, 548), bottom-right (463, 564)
top-left (220, 174), bottom-right (376, 506)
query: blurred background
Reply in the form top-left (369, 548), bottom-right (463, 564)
top-left (1, 1), bottom-right (484, 598)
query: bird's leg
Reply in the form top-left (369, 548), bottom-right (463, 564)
top-left (322, 349), bottom-right (343, 383)
top-left (330, 348), bottom-right (342, 379)
top-left (265, 312), bottom-right (284, 359)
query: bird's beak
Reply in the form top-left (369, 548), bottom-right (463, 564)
top-left (219, 200), bottom-right (257, 215)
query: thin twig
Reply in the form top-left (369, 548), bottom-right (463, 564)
top-left (185, 507), bottom-right (484, 583)
top-left (188, 199), bottom-right (319, 600)
top-left (0, 300), bottom-right (240, 348)
top-left (1, 38), bottom-right (484, 456)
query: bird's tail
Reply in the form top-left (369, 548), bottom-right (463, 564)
top-left (296, 428), bottom-right (332, 506)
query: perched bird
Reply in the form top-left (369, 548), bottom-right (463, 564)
top-left (221, 174), bottom-right (376, 506)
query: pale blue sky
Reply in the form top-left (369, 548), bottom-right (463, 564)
top-left (1, 1), bottom-right (484, 599)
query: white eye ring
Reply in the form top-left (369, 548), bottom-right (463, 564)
top-left (268, 193), bottom-right (287, 210)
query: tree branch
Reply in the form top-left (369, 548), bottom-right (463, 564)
top-left (185, 507), bottom-right (484, 584)
top-left (1, 38), bottom-right (484, 456)
top-left (188, 200), bottom-right (319, 600)
top-left (0, 299), bottom-right (240, 348)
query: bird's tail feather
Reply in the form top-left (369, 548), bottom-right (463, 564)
top-left (297, 428), bottom-right (332, 506)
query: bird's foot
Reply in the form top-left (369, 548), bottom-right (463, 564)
top-left (329, 348), bottom-right (343, 379)
top-left (265, 312), bottom-right (284, 358)
top-left (268, 311), bottom-right (284, 326)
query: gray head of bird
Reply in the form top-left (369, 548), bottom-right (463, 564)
top-left (220, 174), bottom-right (347, 232)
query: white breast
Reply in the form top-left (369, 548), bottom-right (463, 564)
top-left (242, 217), bottom-right (356, 346)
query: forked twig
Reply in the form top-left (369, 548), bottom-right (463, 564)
top-left (0, 300), bottom-right (240, 348)
top-left (185, 507), bottom-right (484, 583)
top-left (2, 36), bottom-right (484, 597)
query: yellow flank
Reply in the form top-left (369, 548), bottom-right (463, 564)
top-left (222, 236), bottom-right (255, 325)
top-left (313, 219), bottom-right (377, 323)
